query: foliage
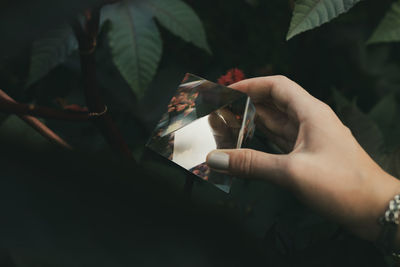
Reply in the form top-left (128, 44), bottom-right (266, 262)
top-left (287, 0), bottom-right (400, 46)
top-left (333, 89), bottom-right (400, 179)
top-left (332, 89), bottom-right (385, 160)
top-left (367, 0), bottom-right (400, 44)
top-left (26, 0), bottom-right (210, 98)
top-left (287, 0), bottom-right (362, 40)
top-left (105, 1), bottom-right (163, 98)
top-left (143, 0), bottom-right (211, 53)
top-left (2, 0), bottom-right (400, 266)
top-left (26, 24), bottom-right (78, 88)
top-left (369, 93), bottom-right (400, 149)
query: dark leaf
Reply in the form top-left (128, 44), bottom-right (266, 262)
top-left (367, 0), bottom-right (400, 44)
top-left (26, 24), bottom-right (77, 88)
top-left (332, 89), bottom-right (385, 160)
top-left (105, 1), bottom-right (162, 98)
top-left (143, 0), bottom-right (211, 53)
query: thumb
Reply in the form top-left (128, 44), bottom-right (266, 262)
top-left (206, 149), bottom-right (290, 186)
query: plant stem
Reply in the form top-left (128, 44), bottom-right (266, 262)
top-left (0, 91), bottom-right (91, 121)
top-left (72, 8), bottom-right (133, 160)
top-left (0, 90), bottom-right (72, 149)
top-left (20, 116), bottom-right (73, 149)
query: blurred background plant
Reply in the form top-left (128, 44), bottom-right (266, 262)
top-left (1, 0), bottom-right (400, 266)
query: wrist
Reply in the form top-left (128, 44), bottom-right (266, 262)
top-left (349, 170), bottom-right (400, 242)
top-left (375, 193), bottom-right (400, 259)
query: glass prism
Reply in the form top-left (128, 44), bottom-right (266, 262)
top-left (146, 74), bottom-right (256, 193)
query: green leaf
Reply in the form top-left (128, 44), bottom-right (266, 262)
top-left (106, 1), bottom-right (162, 98)
top-left (332, 89), bottom-right (384, 160)
top-left (369, 93), bottom-right (400, 150)
top-left (142, 0), bottom-right (211, 54)
top-left (378, 149), bottom-right (400, 179)
top-left (286, 0), bottom-right (361, 40)
top-left (26, 24), bottom-right (77, 88)
top-left (0, 115), bottom-right (51, 149)
top-left (331, 87), bottom-right (351, 110)
top-left (367, 0), bottom-right (400, 44)
top-left (369, 93), bottom-right (397, 128)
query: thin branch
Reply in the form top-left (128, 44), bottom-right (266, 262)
top-left (72, 8), bottom-right (133, 160)
top-left (0, 92), bottom-right (92, 121)
top-left (21, 116), bottom-right (73, 150)
top-left (0, 90), bottom-right (72, 150)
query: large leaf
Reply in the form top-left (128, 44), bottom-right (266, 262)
top-left (26, 24), bottom-right (77, 88)
top-left (142, 0), bottom-right (211, 53)
top-left (286, 0), bottom-right (361, 40)
top-left (106, 1), bottom-right (162, 98)
top-left (367, 0), bottom-right (400, 44)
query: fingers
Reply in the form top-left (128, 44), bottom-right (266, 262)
top-left (229, 75), bottom-right (317, 122)
top-left (255, 103), bottom-right (298, 141)
top-left (206, 149), bottom-right (291, 187)
top-left (208, 109), bottom-right (241, 149)
top-left (256, 122), bottom-right (294, 153)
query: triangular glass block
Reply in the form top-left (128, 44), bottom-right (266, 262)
top-left (146, 74), bottom-right (256, 193)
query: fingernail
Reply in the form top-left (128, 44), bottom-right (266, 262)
top-left (207, 151), bottom-right (229, 171)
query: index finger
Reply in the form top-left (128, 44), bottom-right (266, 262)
top-left (229, 75), bottom-right (317, 121)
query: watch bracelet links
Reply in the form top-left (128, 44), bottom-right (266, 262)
top-left (377, 194), bottom-right (400, 258)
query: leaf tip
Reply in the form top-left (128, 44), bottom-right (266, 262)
top-left (205, 45), bottom-right (213, 55)
top-left (286, 29), bottom-right (297, 41)
top-left (365, 37), bottom-right (377, 46)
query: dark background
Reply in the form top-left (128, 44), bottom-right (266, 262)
top-left (0, 0), bottom-right (399, 266)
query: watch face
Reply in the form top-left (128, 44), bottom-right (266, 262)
top-left (147, 73), bottom-right (256, 193)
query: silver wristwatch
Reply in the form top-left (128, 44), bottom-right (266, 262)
top-left (377, 194), bottom-right (400, 258)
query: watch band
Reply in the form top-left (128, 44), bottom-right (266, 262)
top-left (377, 194), bottom-right (400, 258)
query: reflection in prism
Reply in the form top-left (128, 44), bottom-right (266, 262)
top-left (146, 74), bottom-right (256, 193)
top-left (172, 115), bottom-right (216, 170)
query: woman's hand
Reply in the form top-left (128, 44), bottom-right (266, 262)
top-left (206, 75), bottom-right (400, 242)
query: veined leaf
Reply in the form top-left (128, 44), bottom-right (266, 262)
top-left (26, 24), bottom-right (77, 88)
top-left (142, 0), bottom-right (211, 54)
top-left (286, 0), bottom-right (361, 40)
top-left (106, 1), bottom-right (162, 98)
top-left (367, 0), bottom-right (400, 44)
